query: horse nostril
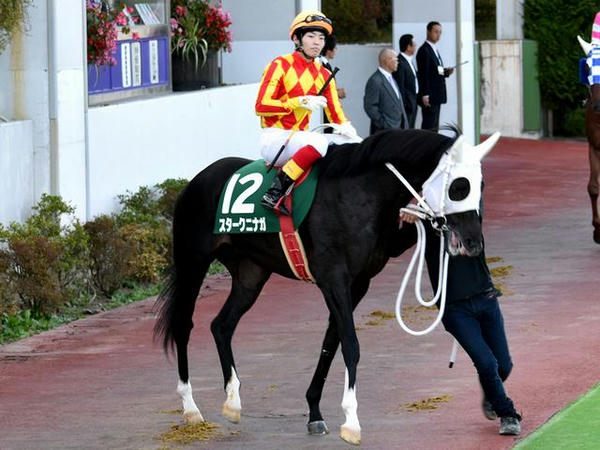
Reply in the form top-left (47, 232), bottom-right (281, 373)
top-left (593, 102), bottom-right (600, 112)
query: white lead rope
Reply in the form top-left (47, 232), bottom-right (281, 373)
top-left (393, 215), bottom-right (449, 335)
top-left (386, 163), bottom-right (460, 364)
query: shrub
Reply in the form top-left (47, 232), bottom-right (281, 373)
top-left (0, 250), bottom-right (15, 315)
top-left (0, 194), bottom-right (90, 316)
top-left (120, 223), bottom-right (169, 283)
top-left (116, 185), bottom-right (162, 226)
top-left (560, 106), bottom-right (586, 136)
top-left (0, 0), bottom-right (33, 55)
top-left (322, 0), bottom-right (392, 43)
top-left (84, 215), bottom-right (136, 297)
top-left (3, 236), bottom-right (66, 316)
top-left (156, 178), bottom-right (189, 221)
top-left (523, 0), bottom-right (597, 134)
top-left (115, 180), bottom-right (188, 280)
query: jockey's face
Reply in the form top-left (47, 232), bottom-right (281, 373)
top-left (294, 31), bottom-right (326, 60)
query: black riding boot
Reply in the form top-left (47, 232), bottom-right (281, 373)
top-left (261, 171), bottom-right (295, 215)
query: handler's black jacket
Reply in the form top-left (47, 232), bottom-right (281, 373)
top-left (422, 222), bottom-right (495, 303)
top-left (393, 200), bottom-right (496, 303)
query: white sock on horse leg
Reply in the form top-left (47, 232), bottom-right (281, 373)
top-left (222, 366), bottom-right (242, 423)
top-left (177, 380), bottom-right (204, 423)
top-left (340, 368), bottom-right (361, 444)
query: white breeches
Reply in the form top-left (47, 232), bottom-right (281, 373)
top-left (260, 128), bottom-right (356, 166)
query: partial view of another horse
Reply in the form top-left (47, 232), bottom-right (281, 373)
top-left (578, 36), bottom-right (600, 243)
top-left (154, 128), bottom-right (500, 445)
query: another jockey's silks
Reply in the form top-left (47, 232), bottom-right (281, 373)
top-left (255, 51), bottom-right (346, 130)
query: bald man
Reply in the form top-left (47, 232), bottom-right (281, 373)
top-left (363, 48), bottom-right (409, 135)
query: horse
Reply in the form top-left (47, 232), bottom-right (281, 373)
top-left (578, 36), bottom-right (600, 243)
top-left (153, 128), bottom-right (499, 445)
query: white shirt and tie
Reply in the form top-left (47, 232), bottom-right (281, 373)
top-left (400, 52), bottom-right (419, 94)
top-left (376, 66), bottom-right (408, 128)
top-left (378, 66), bottom-right (401, 98)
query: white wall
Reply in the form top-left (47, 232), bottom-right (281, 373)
top-left (0, 0), bottom-right (51, 201)
top-left (0, 120), bottom-right (34, 224)
top-left (87, 84), bottom-right (262, 218)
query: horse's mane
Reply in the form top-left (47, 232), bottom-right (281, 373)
top-left (317, 128), bottom-right (458, 178)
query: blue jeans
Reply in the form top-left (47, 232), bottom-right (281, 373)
top-left (442, 293), bottom-right (516, 417)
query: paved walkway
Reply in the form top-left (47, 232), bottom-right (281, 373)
top-left (2, 137), bottom-right (599, 450)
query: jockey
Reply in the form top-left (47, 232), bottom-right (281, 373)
top-left (256, 10), bottom-right (360, 215)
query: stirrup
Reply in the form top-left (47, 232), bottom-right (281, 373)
top-left (260, 194), bottom-right (290, 216)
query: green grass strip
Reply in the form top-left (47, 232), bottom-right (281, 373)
top-left (514, 382), bottom-right (600, 449)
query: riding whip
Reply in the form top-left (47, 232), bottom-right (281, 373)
top-left (266, 67), bottom-right (340, 173)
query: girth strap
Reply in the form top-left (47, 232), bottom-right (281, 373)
top-left (278, 212), bottom-right (315, 283)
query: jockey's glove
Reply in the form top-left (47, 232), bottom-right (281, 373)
top-left (298, 95), bottom-right (327, 112)
top-left (336, 121), bottom-right (361, 141)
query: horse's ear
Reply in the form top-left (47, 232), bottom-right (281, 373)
top-left (578, 35), bottom-right (592, 56)
top-left (449, 135), bottom-right (467, 162)
top-left (474, 131), bottom-right (501, 161)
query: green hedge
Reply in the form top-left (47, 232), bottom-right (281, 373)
top-left (0, 178), bottom-right (189, 329)
top-left (322, 0), bottom-right (392, 43)
top-left (523, 0), bottom-right (597, 135)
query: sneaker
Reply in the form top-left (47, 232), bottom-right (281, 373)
top-left (499, 416), bottom-right (521, 435)
top-left (482, 397), bottom-right (497, 420)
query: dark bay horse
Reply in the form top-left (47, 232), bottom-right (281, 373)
top-left (578, 36), bottom-right (600, 243)
top-left (586, 84), bottom-right (600, 243)
top-left (154, 128), bottom-right (497, 444)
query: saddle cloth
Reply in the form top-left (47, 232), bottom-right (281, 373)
top-left (214, 159), bottom-right (319, 234)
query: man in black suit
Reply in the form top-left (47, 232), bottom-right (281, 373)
top-left (319, 34), bottom-right (346, 133)
top-left (416, 21), bottom-right (454, 130)
top-left (363, 48), bottom-right (408, 135)
top-left (393, 34), bottom-right (418, 128)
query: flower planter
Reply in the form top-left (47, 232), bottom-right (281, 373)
top-left (171, 49), bottom-right (219, 91)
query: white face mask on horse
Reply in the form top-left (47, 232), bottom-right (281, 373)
top-left (421, 132), bottom-right (501, 255)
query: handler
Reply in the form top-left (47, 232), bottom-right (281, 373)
top-left (399, 194), bottom-right (522, 436)
top-left (255, 10), bottom-right (359, 215)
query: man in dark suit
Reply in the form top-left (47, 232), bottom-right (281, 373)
top-left (416, 21), bottom-right (454, 130)
top-left (393, 34), bottom-right (418, 128)
top-left (363, 48), bottom-right (408, 135)
top-left (319, 34), bottom-right (346, 133)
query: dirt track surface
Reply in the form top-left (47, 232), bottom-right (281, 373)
top-left (2, 137), bottom-right (599, 450)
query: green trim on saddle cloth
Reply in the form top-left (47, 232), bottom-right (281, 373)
top-left (214, 159), bottom-right (319, 234)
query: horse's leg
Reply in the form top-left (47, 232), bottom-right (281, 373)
top-left (172, 263), bottom-right (210, 424)
top-left (306, 276), bottom-right (370, 436)
top-left (319, 275), bottom-right (362, 445)
top-left (588, 145), bottom-right (600, 243)
top-left (210, 258), bottom-right (271, 423)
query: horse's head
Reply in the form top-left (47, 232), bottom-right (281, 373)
top-left (578, 35), bottom-right (600, 109)
top-left (422, 132), bottom-right (500, 256)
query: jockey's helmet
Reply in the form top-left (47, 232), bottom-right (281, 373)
top-left (289, 10), bottom-right (333, 40)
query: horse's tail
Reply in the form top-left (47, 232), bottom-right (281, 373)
top-left (153, 174), bottom-right (213, 355)
top-left (153, 157), bottom-right (248, 355)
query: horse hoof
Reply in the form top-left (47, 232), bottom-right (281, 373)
top-left (594, 228), bottom-right (600, 244)
top-left (307, 420), bottom-right (329, 435)
top-left (222, 404), bottom-right (241, 423)
top-left (183, 410), bottom-right (204, 424)
top-left (340, 425), bottom-right (361, 445)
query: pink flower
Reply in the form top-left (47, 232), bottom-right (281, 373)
top-left (132, 32), bottom-right (140, 40)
